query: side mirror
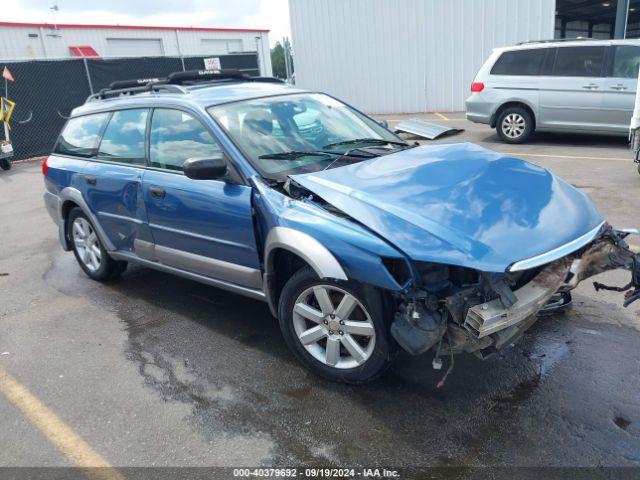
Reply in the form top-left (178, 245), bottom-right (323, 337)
top-left (377, 119), bottom-right (389, 129)
top-left (183, 156), bottom-right (227, 180)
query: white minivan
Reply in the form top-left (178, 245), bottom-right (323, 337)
top-left (466, 39), bottom-right (640, 143)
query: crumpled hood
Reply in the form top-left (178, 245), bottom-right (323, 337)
top-left (290, 143), bottom-right (604, 272)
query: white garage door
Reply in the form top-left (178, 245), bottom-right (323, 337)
top-left (201, 39), bottom-right (244, 55)
top-left (105, 38), bottom-right (164, 57)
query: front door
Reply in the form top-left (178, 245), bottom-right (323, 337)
top-left (538, 45), bottom-right (607, 131)
top-left (141, 108), bottom-right (261, 289)
top-left (601, 44), bottom-right (640, 131)
top-left (83, 108), bottom-right (151, 252)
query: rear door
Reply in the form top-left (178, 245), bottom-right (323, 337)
top-left (601, 44), bottom-right (640, 131)
top-left (142, 108), bottom-right (261, 288)
top-left (82, 108), bottom-right (152, 252)
top-left (538, 45), bottom-right (607, 131)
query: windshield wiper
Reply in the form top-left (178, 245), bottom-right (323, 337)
top-left (258, 151), bottom-right (334, 160)
top-left (322, 138), bottom-right (407, 149)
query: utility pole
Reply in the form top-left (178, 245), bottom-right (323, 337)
top-left (50, 4), bottom-right (59, 30)
top-left (615, 0), bottom-right (630, 39)
top-left (283, 37), bottom-right (293, 84)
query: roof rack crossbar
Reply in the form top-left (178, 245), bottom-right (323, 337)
top-left (517, 37), bottom-right (593, 45)
top-left (85, 69), bottom-right (285, 103)
top-left (86, 83), bottom-right (187, 102)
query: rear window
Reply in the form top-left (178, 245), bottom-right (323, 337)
top-left (491, 49), bottom-right (546, 76)
top-left (54, 113), bottom-right (109, 158)
top-left (97, 109), bottom-right (148, 165)
top-left (553, 46), bottom-right (605, 77)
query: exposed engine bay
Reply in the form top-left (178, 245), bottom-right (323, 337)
top-left (390, 226), bottom-right (640, 368)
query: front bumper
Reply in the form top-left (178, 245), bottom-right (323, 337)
top-left (465, 259), bottom-right (570, 338)
top-left (459, 226), bottom-right (640, 354)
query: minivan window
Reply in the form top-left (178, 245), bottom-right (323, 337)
top-left (97, 109), bottom-right (148, 166)
top-left (553, 46), bottom-right (605, 77)
top-left (612, 45), bottom-right (640, 79)
top-left (54, 113), bottom-right (109, 158)
top-left (490, 48), bottom-right (546, 76)
top-left (149, 109), bottom-right (222, 172)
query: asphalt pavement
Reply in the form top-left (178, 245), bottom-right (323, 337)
top-left (0, 116), bottom-right (638, 478)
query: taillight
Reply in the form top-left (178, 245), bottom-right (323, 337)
top-left (42, 157), bottom-right (49, 176)
top-left (471, 82), bottom-right (485, 92)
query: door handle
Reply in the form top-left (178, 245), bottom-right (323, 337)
top-left (148, 185), bottom-right (166, 199)
top-left (582, 83), bottom-right (599, 90)
top-left (84, 175), bottom-right (97, 186)
top-left (610, 84), bottom-right (628, 91)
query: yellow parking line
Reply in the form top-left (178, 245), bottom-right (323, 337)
top-left (0, 366), bottom-right (125, 480)
top-left (434, 112), bottom-right (449, 121)
top-left (502, 151), bottom-right (631, 162)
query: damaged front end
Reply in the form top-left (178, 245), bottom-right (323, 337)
top-left (390, 226), bottom-right (640, 371)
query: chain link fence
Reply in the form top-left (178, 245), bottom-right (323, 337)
top-left (1, 53), bottom-right (259, 160)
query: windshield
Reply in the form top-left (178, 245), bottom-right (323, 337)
top-left (207, 93), bottom-right (403, 180)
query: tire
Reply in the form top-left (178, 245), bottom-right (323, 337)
top-left (67, 207), bottom-right (127, 281)
top-left (0, 159), bottom-right (11, 171)
top-left (496, 106), bottom-right (534, 144)
top-left (278, 266), bottom-right (396, 384)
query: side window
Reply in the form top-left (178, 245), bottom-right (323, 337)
top-left (612, 45), bottom-right (640, 79)
top-left (97, 109), bottom-right (148, 165)
top-left (54, 113), bottom-right (109, 158)
top-left (149, 109), bottom-right (222, 172)
top-left (490, 49), bottom-right (546, 76)
top-left (553, 46), bottom-right (605, 77)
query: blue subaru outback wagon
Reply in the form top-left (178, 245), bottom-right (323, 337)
top-left (44, 70), bottom-right (640, 384)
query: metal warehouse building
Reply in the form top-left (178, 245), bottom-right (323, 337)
top-left (0, 22), bottom-right (272, 76)
top-left (289, 0), bottom-right (640, 113)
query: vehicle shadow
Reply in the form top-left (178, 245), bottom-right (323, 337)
top-left (480, 131), bottom-right (629, 150)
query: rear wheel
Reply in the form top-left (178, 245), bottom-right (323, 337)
top-left (278, 266), bottom-right (395, 384)
top-left (0, 159), bottom-right (11, 171)
top-left (68, 208), bottom-right (127, 281)
top-left (496, 106), bottom-right (534, 144)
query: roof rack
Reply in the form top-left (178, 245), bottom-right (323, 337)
top-left (85, 69), bottom-right (285, 102)
top-left (517, 37), bottom-right (593, 45)
top-left (86, 82), bottom-right (187, 102)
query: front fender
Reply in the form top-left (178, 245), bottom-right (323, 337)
top-left (253, 178), bottom-right (410, 315)
top-left (264, 227), bottom-right (347, 281)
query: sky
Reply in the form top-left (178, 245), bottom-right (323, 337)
top-left (2, 0), bottom-right (291, 46)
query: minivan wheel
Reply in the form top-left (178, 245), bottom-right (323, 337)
top-left (496, 107), bottom-right (534, 144)
top-left (278, 266), bottom-right (396, 384)
top-left (67, 207), bottom-right (127, 281)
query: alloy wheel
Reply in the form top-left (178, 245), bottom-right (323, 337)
top-left (292, 285), bottom-right (376, 369)
top-left (72, 217), bottom-right (102, 272)
top-left (501, 113), bottom-right (526, 139)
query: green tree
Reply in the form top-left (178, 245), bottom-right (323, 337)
top-left (271, 41), bottom-right (286, 79)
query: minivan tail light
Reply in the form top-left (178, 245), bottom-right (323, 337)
top-left (42, 156), bottom-right (49, 176)
top-left (471, 82), bottom-right (485, 92)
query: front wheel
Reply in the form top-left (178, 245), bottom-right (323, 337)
top-left (278, 266), bottom-right (396, 384)
top-left (68, 208), bottom-right (127, 281)
top-left (496, 107), bottom-right (534, 144)
top-left (0, 159), bottom-right (11, 171)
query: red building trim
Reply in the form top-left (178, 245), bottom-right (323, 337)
top-left (0, 21), bottom-right (269, 33)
